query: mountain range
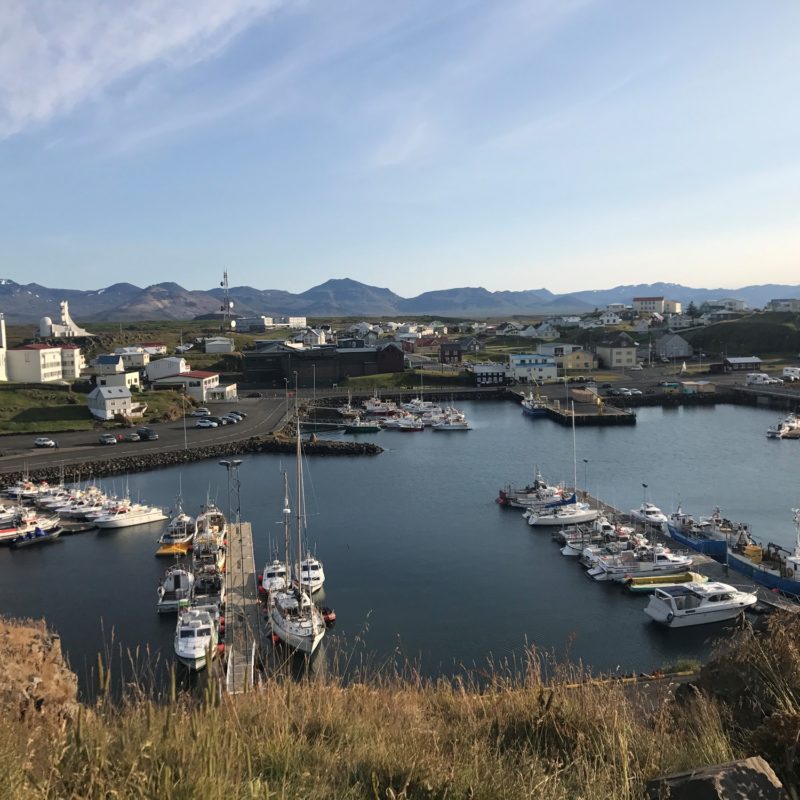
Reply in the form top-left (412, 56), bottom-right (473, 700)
top-left (0, 277), bottom-right (798, 325)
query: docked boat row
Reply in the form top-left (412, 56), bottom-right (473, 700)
top-left (766, 412), bottom-right (800, 439)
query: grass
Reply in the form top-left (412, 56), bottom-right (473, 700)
top-left (341, 370), bottom-right (470, 389)
top-left (4, 613), bottom-right (800, 799)
top-left (0, 389), bottom-right (95, 434)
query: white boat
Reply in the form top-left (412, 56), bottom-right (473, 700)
top-left (527, 503), bottom-right (599, 527)
top-left (766, 413), bottom-right (800, 439)
top-left (269, 414), bottom-right (326, 655)
top-left (157, 490), bottom-right (195, 555)
top-left (262, 558), bottom-right (289, 594)
top-left (296, 555), bottom-right (325, 594)
top-left (95, 504), bottom-right (168, 529)
top-left (432, 414), bottom-right (471, 431)
top-left (157, 567), bottom-right (195, 613)
top-left (644, 582), bottom-right (757, 627)
top-left (588, 547), bottom-right (693, 582)
top-left (174, 605), bottom-right (218, 670)
top-left (630, 502), bottom-right (668, 530)
top-left (195, 502), bottom-right (227, 542)
top-left (363, 396), bottom-right (397, 415)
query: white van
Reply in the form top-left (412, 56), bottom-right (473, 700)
top-left (782, 367), bottom-right (800, 382)
top-left (746, 373), bottom-right (772, 386)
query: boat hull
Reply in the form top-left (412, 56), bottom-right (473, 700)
top-left (726, 551), bottom-right (800, 595)
top-left (270, 613), bottom-right (325, 654)
top-left (644, 602), bottom-right (754, 627)
top-left (666, 524), bottom-right (727, 559)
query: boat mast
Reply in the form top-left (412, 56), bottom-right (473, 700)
top-left (282, 471), bottom-right (291, 583)
top-left (294, 373), bottom-right (304, 598)
top-left (571, 401), bottom-right (577, 497)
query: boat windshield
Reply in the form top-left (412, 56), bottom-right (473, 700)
top-left (179, 630), bottom-right (195, 638)
top-left (198, 628), bottom-right (211, 636)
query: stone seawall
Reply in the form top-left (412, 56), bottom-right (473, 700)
top-left (2, 435), bottom-right (382, 485)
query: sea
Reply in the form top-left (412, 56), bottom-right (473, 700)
top-left (1, 400), bottom-right (796, 698)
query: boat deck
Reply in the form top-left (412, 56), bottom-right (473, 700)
top-left (224, 521), bottom-right (264, 693)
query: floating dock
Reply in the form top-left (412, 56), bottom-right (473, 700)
top-left (223, 521), bottom-right (264, 693)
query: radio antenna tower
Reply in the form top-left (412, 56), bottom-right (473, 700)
top-left (219, 270), bottom-right (235, 331)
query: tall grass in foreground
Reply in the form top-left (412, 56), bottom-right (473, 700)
top-left (7, 613), bottom-right (800, 799)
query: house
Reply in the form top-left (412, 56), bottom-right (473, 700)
top-left (457, 337), bottom-right (481, 355)
top-left (348, 322), bottom-right (374, 337)
top-left (536, 345), bottom-right (596, 371)
top-left (534, 322), bottom-right (560, 341)
top-left (439, 342), bottom-right (462, 364)
top-left (204, 336), bottom-right (235, 354)
top-left (606, 303), bottom-right (626, 313)
top-left (663, 300), bottom-right (682, 314)
top-left (518, 325), bottom-right (539, 338)
top-left (93, 354), bottom-right (124, 375)
top-left (87, 386), bottom-right (146, 420)
top-left (139, 343), bottom-right (168, 356)
top-left (151, 370), bottom-right (225, 402)
top-left (297, 329), bottom-right (326, 347)
top-left (496, 322), bottom-right (523, 336)
top-left (598, 311), bottom-right (621, 326)
top-left (507, 353), bottom-right (558, 383)
top-left (654, 333), bottom-right (692, 359)
top-left (552, 315), bottom-right (582, 328)
top-left (469, 362), bottom-right (508, 386)
top-left (767, 299), bottom-right (800, 312)
top-left (633, 297), bottom-right (666, 315)
top-left (721, 356), bottom-right (763, 372)
top-left (667, 314), bottom-right (704, 331)
top-left (145, 357), bottom-right (189, 383)
top-left (97, 371), bottom-right (141, 390)
top-left (5, 343), bottom-right (64, 383)
top-left (594, 332), bottom-right (638, 369)
top-left (114, 347), bottom-right (150, 369)
top-left (708, 298), bottom-right (747, 313)
top-left (59, 344), bottom-right (85, 380)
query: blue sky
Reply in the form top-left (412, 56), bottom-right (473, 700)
top-left (1, 0), bottom-right (799, 295)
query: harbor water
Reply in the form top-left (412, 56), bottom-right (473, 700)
top-left (1, 401), bottom-right (797, 696)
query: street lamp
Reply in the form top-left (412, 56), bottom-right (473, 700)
top-left (283, 377), bottom-right (289, 419)
top-left (582, 458), bottom-right (589, 501)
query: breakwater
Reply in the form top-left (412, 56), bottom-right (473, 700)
top-left (2, 435), bottom-right (382, 485)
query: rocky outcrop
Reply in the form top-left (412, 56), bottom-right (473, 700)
top-left (0, 617), bottom-right (77, 725)
top-left (645, 756), bottom-right (788, 799)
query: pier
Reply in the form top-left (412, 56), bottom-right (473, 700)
top-left (223, 521), bottom-right (263, 693)
top-left (511, 390), bottom-right (637, 426)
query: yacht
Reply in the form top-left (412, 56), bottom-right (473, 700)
top-left (261, 558), bottom-right (289, 594)
top-left (95, 504), bottom-right (168, 529)
top-left (527, 503), bottom-right (599, 527)
top-left (587, 547), bottom-right (693, 582)
top-left (157, 567), bottom-right (195, 613)
top-left (644, 582), bottom-right (757, 627)
top-left (174, 606), bottom-right (218, 670)
top-left (295, 555), bottom-right (325, 594)
top-left (630, 502), bottom-right (668, 530)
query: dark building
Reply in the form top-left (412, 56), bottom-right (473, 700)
top-left (439, 342), bottom-right (462, 364)
top-left (243, 342), bottom-right (404, 387)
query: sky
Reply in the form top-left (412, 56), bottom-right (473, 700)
top-left (1, 0), bottom-right (799, 295)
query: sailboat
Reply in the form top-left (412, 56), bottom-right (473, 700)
top-left (269, 413), bottom-right (326, 655)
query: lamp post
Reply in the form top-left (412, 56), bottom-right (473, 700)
top-left (582, 458), bottom-right (589, 503)
top-left (283, 377), bottom-right (289, 420)
top-left (312, 363), bottom-right (316, 406)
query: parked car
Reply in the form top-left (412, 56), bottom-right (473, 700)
top-left (618, 388), bottom-right (632, 396)
top-left (122, 431), bottom-right (141, 442)
top-left (227, 410), bottom-right (246, 418)
top-left (629, 364), bottom-right (643, 371)
top-left (98, 433), bottom-right (118, 446)
top-left (206, 416), bottom-right (227, 426)
top-left (195, 419), bottom-right (218, 428)
top-left (34, 437), bottom-right (56, 448)
top-left (136, 427), bottom-right (159, 440)
top-left (191, 408), bottom-right (211, 417)
top-left (222, 415), bottom-right (240, 424)
top-left (629, 388), bottom-right (643, 395)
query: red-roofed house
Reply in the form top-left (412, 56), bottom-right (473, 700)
top-left (138, 342), bottom-right (168, 355)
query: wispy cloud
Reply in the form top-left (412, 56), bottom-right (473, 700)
top-left (0, 0), bottom-right (284, 138)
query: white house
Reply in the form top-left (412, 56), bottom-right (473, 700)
top-left (93, 354), bottom-right (124, 375)
top-left (151, 370), bottom-right (222, 402)
top-left (139, 343), bottom-right (168, 355)
top-left (518, 325), bottom-right (540, 338)
top-left (204, 337), bottom-right (235, 354)
top-left (299, 329), bottom-right (326, 347)
top-left (235, 316), bottom-right (274, 332)
top-left (114, 347), bottom-right (150, 369)
top-left (97, 371), bottom-right (141, 390)
top-left (534, 322), bottom-right (560, 340)
top-left (507, 353), bottom-right (558, 382)
top-left (594, 333), bottom-right (638, 369)
top-left (145, 357), bottom-right (189, 383)
top-left (6, 344), bottom-right (64, 383)
top-left (598, 311), bottom-right (621, 326)
top-left (59, 344), bottom-right (85, 380)
top-left (87, 386), bottom-right (146, 420)
top-left (633, 297), bottom-right (666, 314)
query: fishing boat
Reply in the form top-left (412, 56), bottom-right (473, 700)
top-left (337, 392), bottom-right (361, 418)
top-left (432, 414), bottom-right (471, 431)
top-left (643, 582), bottom-right (757, 628)
top-left (342, 416), bottom-right (382, 433)
top-left (269, 411), bottom-right (326, 655)
top-left (766, 413), bottom-right (800, 439)
top-left (624, 571), bottom-right (708, 593)
top-left (666, 506), bottom-right (735, 559)
top-left (724, 509), bottom-right (800, 595)
top-left (497, 469), bottom-right (569, 509)
top-left (521, 383), bottom-right (548, 417)
top-left (588, 547), bottom-right (694, 582)
top-left (174, 604), bottom-right (218, 671)
top-left (156, 490), bottom-right (195, 556)
top-left (157, 567), bottom-right (195, 613)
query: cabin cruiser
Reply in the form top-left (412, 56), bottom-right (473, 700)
top-left (157, 567), bottom-right (195, 613)
top-left (588, 547), bottom-right (693, 582)
top-left (630, 503), bottom-right (668, 530)
top-left (644, 582), bottom-right (757, 627)
top-left (95, 504), bottom-right (168, 529)
top-left (262, 559), bottom-right (289, 594)
top-left (295, 555), bottom-right (325, 594)
top-left (174, 606), bottom-right (218, 670)
top-left (527, 503), bottom-right (599, 527)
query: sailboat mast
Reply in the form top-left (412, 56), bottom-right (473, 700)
top-left (571, 401), bottom-right (577, 497)
top-left (282, 471), bottom-right (290, 582)
top-left (294, 374), bottom-right (304, 593)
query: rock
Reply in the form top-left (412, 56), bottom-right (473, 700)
top-left (646, 756), bottom-right (788, 799)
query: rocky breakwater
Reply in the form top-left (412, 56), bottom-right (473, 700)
top-left (1, 435), bottom-right (382, 486)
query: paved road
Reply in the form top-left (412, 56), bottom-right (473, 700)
top-left (0, 396), bottom-right (287, 475)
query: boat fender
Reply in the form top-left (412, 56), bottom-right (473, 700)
top-left (666, 612), bottom-right (674, 623)
top-left (787, 568), bottom-right (794, 578)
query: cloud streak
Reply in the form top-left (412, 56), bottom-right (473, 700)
top-left (0, 0), bottom-right (283, 138)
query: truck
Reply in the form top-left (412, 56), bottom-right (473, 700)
top-left (782, 367), bottom-right (800, 382)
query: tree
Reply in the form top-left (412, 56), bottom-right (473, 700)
top-left (687, 301), bottom-right (698, 319)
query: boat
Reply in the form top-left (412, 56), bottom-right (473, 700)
top-left (269, 409), bottom-right (326, 655)
top-left (195, 502), bottom-right (227, 542)
top-left (157, 567), bottom-right (195, 613)
top-left (497, 469), bottom-right (569, 509)
top-left (432, 414), bottom-right (471, 431)
top-left (643, 582), bottom-right (757, 627)
top-left (156, 491), bottom-right (195, 556)
top-left (174, 604), bottom-right (218, 670)
top-left (342, 416), bottom-right (382, 433)
top-left (724, 509), bottom-right (800, 595)
top-left (295, 554), bottom-right (325, 594)
top-left (337, 392), bottom-right (361, 418)
top-left (624, 571), bottom-right (709, 593)
top-left (527, 503), bottom-right (599, 527)
top-left (766, 413), bottom-right (800, 439)
top-left (521, 383), bottom-right (548, 417)
top-left (395, 417), bottom-right (424, 432)
top-left (95, 504), bottom-right (168, 529)
top-left (587, 546), bottom-right (694, 582)
top-left (261, 558), bottom-right (289, 594)
top-left (666, 506), bottom-right (734, 559)
top-left (363, 395), bottom-right (397, 415)
top-left (0, 513), bottom-right (59, 545)
top-left (630, 502), bottom-right (668, 530)
top-left (9, 524), bottom-right (62, 549)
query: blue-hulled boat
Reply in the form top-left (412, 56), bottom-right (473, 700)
top-left (725, 509), bottom-right (800, 596)
top-left (521, 387), bottom-right (548, 417)
top-left (666, 507), bottom-right (733, 560)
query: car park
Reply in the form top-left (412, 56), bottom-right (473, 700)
top-left (34, 437), bottom-right (56, 448)
top-left (136, 427), bottom-right (159, 440)
top-left (191, 408), bottom-right (211, 417)
top-left (617, 388), bottom-right (632, 396)
top-left (98, 433), bottom-right (118, 446)
top-left (195, 419), bottom-right (218, 428)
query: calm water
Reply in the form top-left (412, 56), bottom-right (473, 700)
top-left (1, 401), bottom-right (797, 696)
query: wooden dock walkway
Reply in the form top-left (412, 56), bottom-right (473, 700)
top-left (224, 521), bottom-right (264, 693)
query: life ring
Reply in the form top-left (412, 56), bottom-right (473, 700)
top-left (666, 612), bottom-right (674, 623)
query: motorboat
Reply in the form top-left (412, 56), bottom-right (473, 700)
top-left (157, 496), bottom-right (195, 555)
top-left (432, 415), bottom-right (471, 431)
top-left (644, 582), bottom-right (757, 627)
top-left (174, 605), bottom-right (218, 671)
top-left (363, 396), bottom-right (397, 415)
top-left (521, 389), bottom-right (548, 417)
top-left (95, 504), bottom-right (168, 529)
top-left (587, 547), bottom-right (693, 582)
top-left (195, 502), bottom-right (227, 543)
top-left (624, 571), bottom-right (709, 593)
top-left (0, 513), bottom-right (59, 545)
top-left (295, 554), bottom-right (325, 594)
top-left (342, 416), bottom-right (382, 433)
top-left (766, 413), bottom-right (800, 439)
top-left (157, 567), bottom-right (195, 613)
top-left (9, 524), bottom-right (62, 549)
top-left (193, 566), bottom-right (225, 608)
top-left (261, 558), bottom-right (289, 594)
top-left (725, 509), bottom-right (800, 595)
top-left (527, 503), bottom-right (599, 527)
top-left (497, 470), bottom-right (569, 509)
top-left (630, 503), bottom-right (668, 530)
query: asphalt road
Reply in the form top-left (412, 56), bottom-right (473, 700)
top-left (0, 396), bottom-right (288, 475)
